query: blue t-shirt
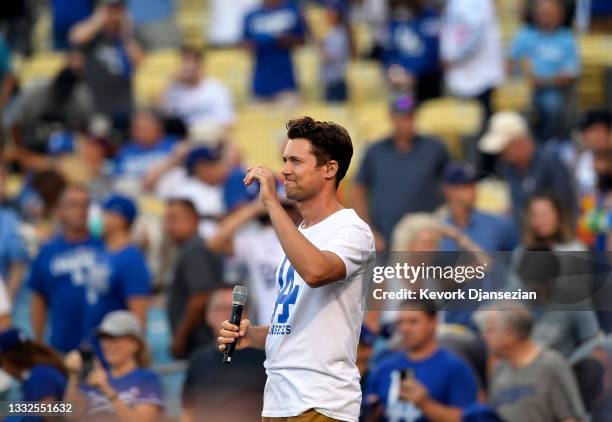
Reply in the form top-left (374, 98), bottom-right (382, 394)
top-left (592, 0), bottom-right (612, 14)
top-left (366, 349), bottom-right (478, 422)
top-left (243, 2), bottom-right (307, 97)
top-left (27, 235), bottom-right (104, 353)
top-left (0, 208), bottom-right (29, 280)
top-left (384, 8), bottom-right (441, 76)
top-left (2, 365), bottom-right (68, 422)
top-left (500, 149), bottom-right (577, 223)
top-left (113, 137), bottom-right (177, 179)
top-left (23, 364), bottom-right (67, 401)
top-left (81, 368), bottom-right (164, 415)
top-left (128, 0), bottom-right (174, 24)
top-left (439, 210), bottom-right (518, 252)
top-left (510, 26), bottom-right (579, 80)
top-left (51, 0), bottom-right (93, 31)
top-left (86, 245), bottom-right (151, 331)
top-left (223, 167), bottom-right (259, 211)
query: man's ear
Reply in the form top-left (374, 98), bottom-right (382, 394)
top-left (324, 161), bottom-right (339, 181)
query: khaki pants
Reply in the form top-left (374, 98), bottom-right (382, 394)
top-left (262, 409), bottom-right (342, 422)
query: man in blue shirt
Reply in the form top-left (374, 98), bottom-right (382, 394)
top-left (479, 111), bottom-right (576, 223)
top-left (28, 185), bottom-right (104, 353)
top-left (440, 162), bottom-right (518, 252)
top-left (113, 109), bottom-right (178, 189)
top-left (243, 0), bottom-right (307, 100)
top-left (384, 2), bottom-right (442, 103)
top-left (365, 299), bottom-right (478, 421)
top-left (353, 95), bottom-right (450, 250)
top-left (510, 0), bottom-right (579, 141)
top-left (87, 194), bottom-right (150, 332)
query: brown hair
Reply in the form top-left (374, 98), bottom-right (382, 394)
top-left (286, 116), bottom-right (353, 188)
top-left (522, 192), bottom-right (574, 247)
top-left (133, 337), bottom-right (152, 368)
top-left (2, 341), bottom-right (68, 377)
top-left (180, 44), bottom-right (204, 61)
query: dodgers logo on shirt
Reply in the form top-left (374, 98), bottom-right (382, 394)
top-left (269, 256), bottom-right (299, 335)
top-left (386, 370), bottom-right (423, 422)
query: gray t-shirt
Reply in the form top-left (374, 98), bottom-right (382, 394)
top-left (532, 310), bottom-right (600, 358)
top-left (489, 349), bottom-right (586, 422)
top-left (80, 33), bottom-right (134, 117)
top-left (355, 136), bottom-right (449, 242)
top-left (167, 235), bottom-right (223, 354)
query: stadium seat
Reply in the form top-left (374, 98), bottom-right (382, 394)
top-left (18, 53), bottom-right (64, 86)
top-left (347, 60), bottom-right (387, 105)
top-left (578, 35), bottom-right (612, 107)
top-left (351, 101), bottom-right (393, 147)
top-left (234, 105), bottom-right (291, 168)
top-left (295, 47), bottom-right (321, 102)
top-left (415, 98), bottom-right (483, 159)
top-left (206, 48), bottom-right (251, 106)
top-left (493, 78), bottom-right (532, 112)
top-left (475, 178), bottom-right (511, 215)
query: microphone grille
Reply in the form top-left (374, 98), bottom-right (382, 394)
top-left (232, 285), bottom-right (248, 306)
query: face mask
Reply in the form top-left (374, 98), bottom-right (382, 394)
top-left (88, 205), bottom-right (104, 239)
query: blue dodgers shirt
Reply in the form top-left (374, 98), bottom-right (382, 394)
top-left (366, 349), bottom-right (478, 422)
top-left (86, 245), bottom-right (151, 331)
top-left (28, 235), bottom-right (104, 353)
top-left (82, 368), bottom-right (164, 415)
top-left (439, 210), bottom-right (519, 252)
top-left (23, 364), bottom-right (67, 401)
top-left (113, 137), bottom-right (177, 179)
top-left (243, 1), bottom-right (307, 97)
top-left (510, 25), bottom-right (579, 79)
top-left (0, 208), bottom-right (29, 280)
top-left (3, 365), bottom-right (68, 422)
top-left (384, 8), bottom-right (441, 76)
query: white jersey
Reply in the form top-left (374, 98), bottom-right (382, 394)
top-left (263, 209), bottom-right (375, 422)
top-left (440, 0), bottom-right (504, 97)
top-left (163, 78), bottom-right (235, 126)
top-left (234, 225), bottom-right (283, 325)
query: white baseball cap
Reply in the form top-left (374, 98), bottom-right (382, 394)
top-left (96, 310), bottom-right (143, 339)
top-left (188, 119), bottom-right (225, 147)
top-left (479, 111), bottom-right (530, 154)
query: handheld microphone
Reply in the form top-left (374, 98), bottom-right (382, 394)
top-left (223, 285), bottom-right (248, 365)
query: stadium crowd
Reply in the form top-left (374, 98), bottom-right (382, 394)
top-left (0, 0), bottom-right (612, 421)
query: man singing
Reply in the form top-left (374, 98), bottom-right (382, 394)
top-left (217, 116), bottom-right (375, 421)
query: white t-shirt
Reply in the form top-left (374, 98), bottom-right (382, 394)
top-left (440, 0), bottom-right (504, 97)
top-left (234, 225), bottom-right (283, 325)
top-left (263, 209), bottom-right (375, 422)
top-left (163, 78), bottom-right (235, 126)
top-left (207, 0), bottom-right (261, 46)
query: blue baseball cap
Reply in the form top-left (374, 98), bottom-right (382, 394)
top-left (390, 95), bottom-right (417, 115)
top-left (185, 146), bottom-right (222, 174)
top-left (443, 162), bottom-right (478, 185)
top-left (48, 131), bottom-right (76, 155)
top-left (102, 194), bottom-right (138, 226)
top-left (0, 328), bottom-right (27, 353)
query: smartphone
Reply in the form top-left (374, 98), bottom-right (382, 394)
top-left (79, 346), bottom-right (95, 378)
top-left (400, 368), bottom-right (414, 381)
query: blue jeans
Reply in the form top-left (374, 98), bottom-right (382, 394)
top-left (533, 87), bottom-right (566, 142)
top-left (324, 80), bottom-right (348, 103)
